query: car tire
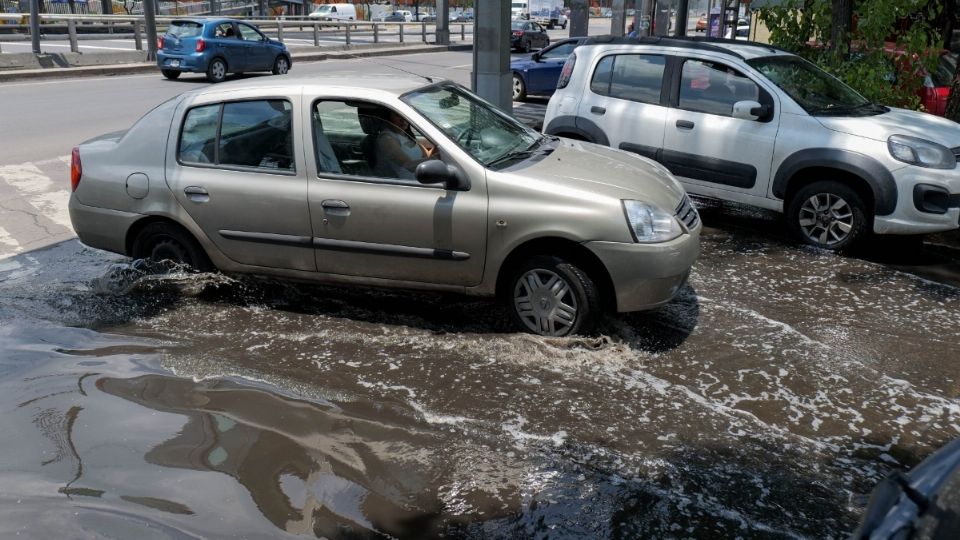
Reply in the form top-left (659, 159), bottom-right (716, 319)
top-left (522, 39), bottom-right (531, 53)
top-left (562, 22), bottom-right (567, 29)
top-left (512, 73), bottom-right (527, 101)
top-left (272, 55), bottom-right (290, 75)
top-left (543, 37), bottom-right (550, 49)
top-left (506, 255), bottom-right (600, 337)
top-left (161, 69), bottom-right (181, 80)
top-left (206, 57), bottom-right (227, 83)
top-left (787, 180), bottom-right (868, 251)
top-left (132, 222), bottom-right (214, 272)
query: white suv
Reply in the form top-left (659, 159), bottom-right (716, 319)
top-left (544, 36), bottom-right (960, 249)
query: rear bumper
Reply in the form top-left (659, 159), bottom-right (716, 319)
top-left (156, 50), bottom-right (209, 73)
top-left (585, 227), bottom-right (700, 313)
top-left (69, 197), bottom-right (141, 256)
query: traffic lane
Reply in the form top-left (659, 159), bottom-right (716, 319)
top-left (0, 50), bottom-right (477, 164)
top-left (2, 212), bottom-right (958, 537)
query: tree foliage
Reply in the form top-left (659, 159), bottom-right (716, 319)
top-left (755, 0), bottom-right (943, 111)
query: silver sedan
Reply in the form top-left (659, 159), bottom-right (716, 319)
top-left (68, 76), bottom-right (700, 336)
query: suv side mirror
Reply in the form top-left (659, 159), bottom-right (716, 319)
top-left (415, 160), bottom-right (471, 191)
top-left (531, 51), bottom-right (542, 62)
top-left (732, 100), bottom-right (764, 121)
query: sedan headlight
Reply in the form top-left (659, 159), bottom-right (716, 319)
top-left (622, 200), bottom-right (682, 243)
top-left (887, 135), bottom-right (956, 169)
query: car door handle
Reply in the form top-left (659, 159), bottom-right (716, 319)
top-left (321, 199), bottom-right (349, 209)
top-left (183, 186), bottom-right (209, 203)
top-left (590, 106), bottom-right (606, 115)
top-left (676, 120), bottom-right (695, 130)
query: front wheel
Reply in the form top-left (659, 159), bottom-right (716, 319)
top-left (787, 181), bottom-right (868, 250)
top-left (507, 255), bottom-right (600, 337)
top-left (131, 222), bottom-right (214, 272)
top-left (206, 58), bottom-right (227, 83)
top-left (161, 69), bottom-right (181, 80)
top-left (512, 73), bottom-right (527, 101)
top-left (272, 55), bottom-right (290, 75)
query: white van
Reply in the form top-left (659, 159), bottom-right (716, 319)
top-left (308, 3), bottom-right (357, 21)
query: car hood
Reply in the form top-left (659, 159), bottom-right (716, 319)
top-left (509, 139), bottom-right (687, 212)
top-left (816, 107), bottom-right (960, 147)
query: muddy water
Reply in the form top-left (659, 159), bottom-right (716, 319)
top-left (1, 213), bottom-right (959, 538)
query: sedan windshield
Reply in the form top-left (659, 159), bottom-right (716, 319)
top-left (747, 55), bottom-right (881, 116)
top-left (403, 83), bottom-right (544, 168)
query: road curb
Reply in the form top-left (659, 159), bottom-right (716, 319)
top-left (0, 42), bottom-right (473, 82)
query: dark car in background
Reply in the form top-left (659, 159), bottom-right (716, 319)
top-left (924, 51), bottom-right (957, 116)
top-left (510, 21), bottom-right (550, 52)
top-left (157, 18), bottom-right (291, 83)
top-left (511, 37), bottom-right (587, 101)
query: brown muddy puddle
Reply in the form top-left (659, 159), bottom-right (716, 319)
top-left (1, 212), bottom-right (959, 539)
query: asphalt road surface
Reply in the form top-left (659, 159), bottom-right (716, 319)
top-left (1, 49), bottom-right (959, 538)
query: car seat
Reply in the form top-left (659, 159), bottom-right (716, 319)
top-left (313, 113), bottom-right (342, 174)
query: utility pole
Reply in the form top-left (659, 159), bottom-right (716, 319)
top-left (675, 0), bottom-right (689, 37)
top-left (569, 0), bottom-right (588, 37)
top-left (610, 0), bottom-right (626, 36)
top-left (638, 0), bottom-right (653, 36)
top-left (436, 0), bottom-right (449, 45)
top-left (29, 0), bottom-right (40, 54)
top-left (472, 0), bottom-right (511, 112)
top-left (144, 0), bottom-right (158, 61)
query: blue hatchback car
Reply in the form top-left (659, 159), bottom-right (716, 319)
top-left (157, 18), bottom-right (292, 83)
top-left (511, 37), bottom-right (586, 101)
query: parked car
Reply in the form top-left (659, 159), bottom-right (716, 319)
top-left (695, 15), bottom-right (707, 32)
top-left (308, 2), bottom-right (357, 21)
top-left (544, 36), bottom-right (960, 250)
top-left (156, 18), bottom-right (291, 83)
top-left (511, 21), bottom-right (550, 53)
top-left (924, 51), bottom-right (956, 116)
top-left (512, 37), bottom-right (588, 101)
top-left (377, 11), bottom-right (407, 22)
top-left (68, 76), bottom-right (700, 337)
top-left (450, 12), bottom-right (474, 22)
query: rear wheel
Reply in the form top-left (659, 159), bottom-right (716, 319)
top-left (131, 222), bottom-right (213, 272)
top-left (161, 69), bottom-right (181, 80)
top-left (787, 180), bottom-right (868, 251)
top-left (206, 58), bottom-right (227, 83)
top-left (522, 39), bottom-right (531, 53)
top-left (506, 255), bottom-right (600, 337)
top-left (512, 73), bottom-right (527, 101)
top-left (272, 55), bottom-right (290, 75)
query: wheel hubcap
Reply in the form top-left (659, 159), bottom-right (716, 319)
top-left (798, 193), bottom-right (854, 247)
top-left (513, 77), bottom-right (522, 98)
top-left (278, 59), bottom-right (288, 74)
top-left (513, 269), bottom-right (578, 336)
top-left (213, 62), bottom-right (225, 79)
top-left (150, 238), bottom-right (189, 265)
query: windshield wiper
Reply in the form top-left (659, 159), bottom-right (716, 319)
top-left (486, 137), bottom-right (551, 168)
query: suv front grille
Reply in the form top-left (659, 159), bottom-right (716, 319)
top-left (676, 194), bottom-right (699, 230)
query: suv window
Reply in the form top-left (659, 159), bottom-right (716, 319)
top-left (679, 59), bottom-right (760, 117)
top-left (179, 100), bottom-right (294, 172)
top-left (590, 54), bottom-right (666, 105)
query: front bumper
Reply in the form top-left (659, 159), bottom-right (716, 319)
top-left (156, 50), bottom-right (208, 73)
top-left (69, 196), bottom-right (142, 256)
top-left (585, 226), bottom-right (700, 313)
top-left (873, 166), bottom-right (960, 235)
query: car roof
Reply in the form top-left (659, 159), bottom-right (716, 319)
top-left (171, 17), bottom-right (242, 26)
top-left (582, 35), bottom-right (795, 61)
top-left (188, 74), bottom-right (436, 99)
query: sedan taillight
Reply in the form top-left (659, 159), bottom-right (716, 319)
top-left (157, 35), bottom-right (164, 49)
top-left (512, 31), bottom-right (524, 37)
top-left (196, 38), bottom-right (205, 52)
top-left (70, 147), bottom-right (82, 192)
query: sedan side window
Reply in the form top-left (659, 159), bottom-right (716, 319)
top-left (679, 59), bottom-right (760, 117)
top-left (238, 23), bottom-right (262, 41)
top-left (590, 54), bottom-right (666, 105)
top-left (178, 100), bottom-right (294, 172)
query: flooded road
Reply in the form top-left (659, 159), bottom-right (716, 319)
top-left (2, 203), bottom-right (959, 538)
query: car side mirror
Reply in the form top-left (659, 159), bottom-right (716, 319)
top-left (416, 160), bottom-right (471, 191)
top-left (732, 100), bottom-right (764, 121)
top-left (531, 52), bottom-right (542, 62)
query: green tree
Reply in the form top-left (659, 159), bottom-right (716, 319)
top-left (756, 0), bottom-right (943, 111)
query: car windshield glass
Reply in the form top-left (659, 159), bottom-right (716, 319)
top-left (747, 55), bottom-right (875, 115)
top-left (403, 83), bottom-right (544, 168)
top-left (168, 21), bottom-right (203, 38)
top-left (314, 5), bottom-right (331, 12)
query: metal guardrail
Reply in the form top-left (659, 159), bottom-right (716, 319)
top-left (0, 13), bottom-right (473, 54)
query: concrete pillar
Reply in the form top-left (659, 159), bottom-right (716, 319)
top-left (675, 0), bottom-right (689, 36)
top-left (638, 0), bottom-right (654, 37)
top-left (436, 0), bottom-right (449, 45)
top-left (568, 0), bottom-right (588, 37)
top-left (143, 0), bottom-right (158, 61)
top-left (610, 0), bottom-right (626, 36)
top-left (472, 0), bottom-right (511, 112)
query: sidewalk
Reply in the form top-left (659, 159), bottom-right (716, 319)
top-left (0, 41), bottom-right (473, 82)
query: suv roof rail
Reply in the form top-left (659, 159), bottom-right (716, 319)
top-left (580, 35), bottom-right (788, 60)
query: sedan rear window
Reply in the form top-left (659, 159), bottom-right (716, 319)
top-left (167, 21), bottom-right (203, 38)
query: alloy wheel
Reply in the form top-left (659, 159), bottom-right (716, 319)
top-left (210, 60), bottom-right (226, 81)
top-left (275, 57), bottom-right (289, 75)
top-left (798, 193), bottom-right (854, 247)
top-left (513, 268), bottom-right (578, 336)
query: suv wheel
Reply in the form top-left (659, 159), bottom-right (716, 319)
top-left (206, 58), bottom-right (227, 83)
top-left (787, 181), bottom-right (868, 250)
top-left (161, 69), bottom-right (181, 80)
top-left (507, 255), bottom-right (600, 337)
top-left (512, 74), bottom-right (527, 101)
top-left (272, 56), bottom-right (289, 75)
top-left (132, 222), bottom-right (213, 272)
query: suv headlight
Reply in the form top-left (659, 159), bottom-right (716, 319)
top-left (888, 135), bottom-right (956, 169)
top-left (622, 200), bottom-right (682, 243)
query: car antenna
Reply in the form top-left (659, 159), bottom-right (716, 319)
top-left (339, 51), bottom-right (434, 83)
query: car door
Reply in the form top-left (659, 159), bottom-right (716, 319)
top-left (661, 56), bottom-right (780, 202)
top-left (577, 52), bottom-right (670, 161)
top-left (237, 23), bottom-right (272, 72)
top-left (527, 39), bottom-right (580, 93)
top-left (532, 22), bottom-right (548, 48)
top-left (303, 98), bottom-right (487, 286)
top-left (211, 22), bottom-right (245, 71)
top-left (167, 97), bottom-right (316, 271)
